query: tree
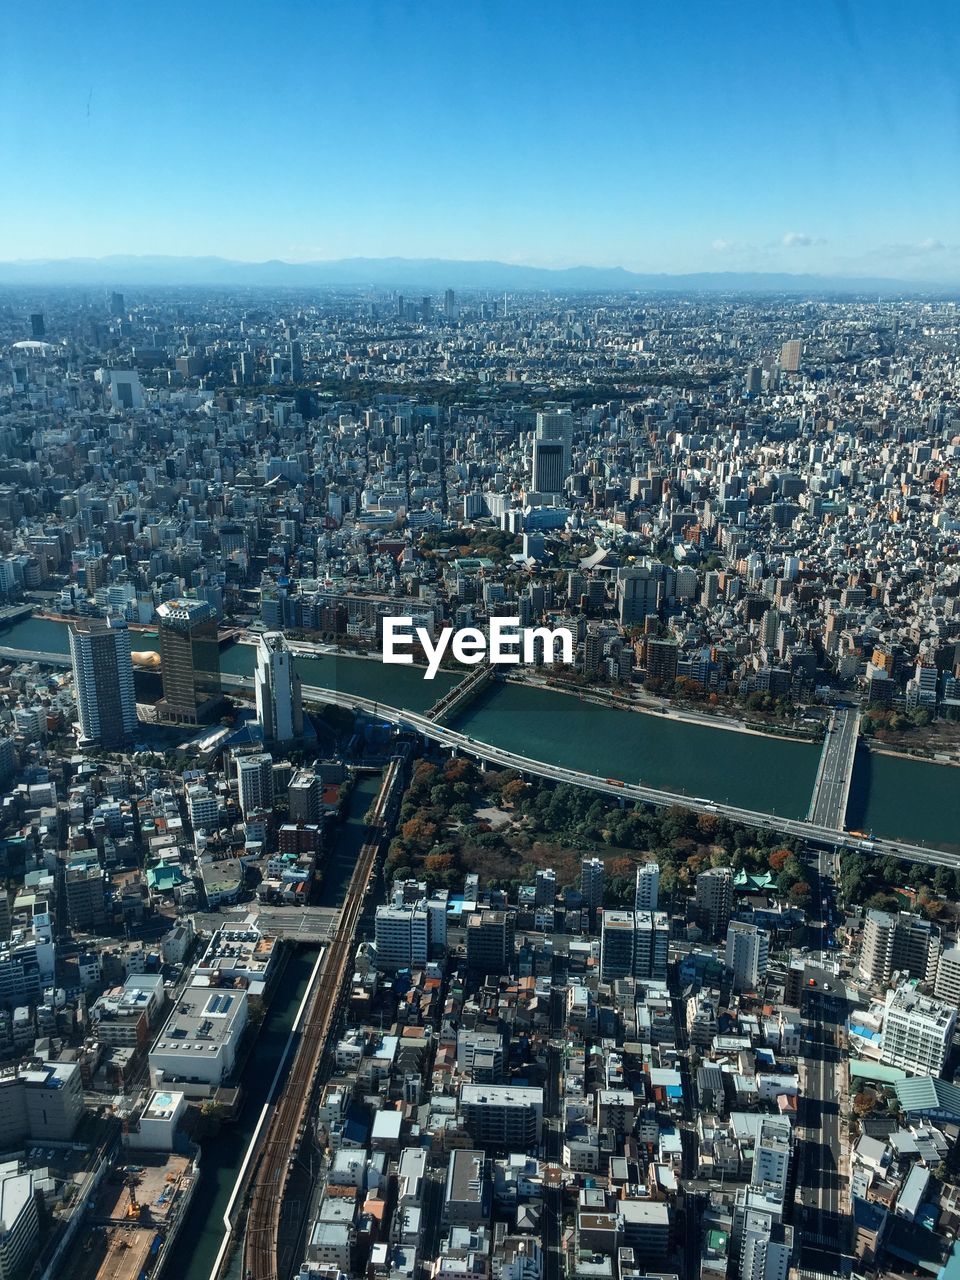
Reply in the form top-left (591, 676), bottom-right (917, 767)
top-left (501, 779), bottom-right (527, 806)
top-left (401, 815), bottom-right (438, 849)
top-left (769, 849), bottom-right (792, 873)
top-left (853, 1091), bottom-right (876, 1117)
top-left (788, 881), bottom-right (812, 908)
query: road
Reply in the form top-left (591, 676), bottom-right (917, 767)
top-left (808, 707), bottom-right (860, 829)
top-left (796, 847), bottom-right (850, 1275)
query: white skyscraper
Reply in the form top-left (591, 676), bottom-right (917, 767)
top-left (725, 922), bottom-right (769, 993)
top-left (68, 618), bottom-right (137, 747)
top-left (634, 862), bottom-right (660, 912)
top-left (235, 753), bottom-right (274, 818)
top-left (881, 985), bottom-right (956, 1077)
top-left (255, 632), bottom-right (303, 742)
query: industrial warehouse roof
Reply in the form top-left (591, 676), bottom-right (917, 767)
top-left (895, 1076), bottom-right (960, 1121)
top-left (849, 1060), bottom-right (909, 1086)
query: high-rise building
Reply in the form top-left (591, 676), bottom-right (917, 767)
top-left (534, 868), bottom-right (556, 908)
top-left (634, 862), bottom-right (660, 912)
top-left (156, 598), bottom-right (221, 723)
top-left (110, 291), bottom-right (125, 317)
top-left (289, 339), bottom-right (303, 381)
top-left (458, 1085), bottom-right (543, 1151)
top-left (0, 1165), bottom-right (40, 1278)
top-left (616, 566), bottom-right (660, 627)
top-left (696, 867), bottom-right (733, 939)
top-left (254, 632), bottom-right (304, 742)
top-left (859, 910), bottom-right (940, 986)
top-left (466, 911), bottom-right (515, 973)
top-left (752, 1117), bottom-right (792, 1199)
top-left (30, 313), bottom-right (44, 340)
top-left (581, 857), bottom-right (605, 918)
top-left (739, 1215), bottom-right (793, 1280)
top-left (600, 910), bottom-right (636, 982)
top-left (444, 288), bottom-right (456, 320)
top-left (535, 411), bottom-right (573, 473)
top-left (600, 910), bottom-right (668, 982)
top-left (725, 922), bottom-right (769, 993)
top-left (235, 753), bottom-right (274, 819)
top-left (69, 618), bottom-right (137, 747)
top-left (64, 862), bottom-right (108, 931)
top-left (881, 985), bottom-right (956, 1077)
top-left (645, 638), bottom-right (679, 685)
top-left (375, 896), bottom-right (429, 970)
top-left (779, 340), bottom-right (802, 373)
top-left (635, 910), bottom-right (669, 981)
top-left (288, 769), bottom-right (322, 824)
top-left (936, 947), bottom-right (960, 1005)
top-left (531, 439), bottom-right (565, 494)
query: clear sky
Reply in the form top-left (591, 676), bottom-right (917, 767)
top-left (3, 0), bottom-right (960, 279)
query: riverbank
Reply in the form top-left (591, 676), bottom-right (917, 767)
top-left (513, 672), bottom-right (819, 745)
top-left (864, 740), bottom-right (960, 769)
top-left (2, 612), bottom-right (957, 847)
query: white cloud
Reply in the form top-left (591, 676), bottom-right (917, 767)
top-left (782, 231), bottom-right (820, 248)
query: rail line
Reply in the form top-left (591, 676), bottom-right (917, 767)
top-left (241, 757), bottom-right (403, 1280)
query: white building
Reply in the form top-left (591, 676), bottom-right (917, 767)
top-left (186, 784), bottom-right (219, 832)
top-left (235, 753), bottom-right (274, 818)
top-left (726, 922), bottom-right (769, 993)
top-left (374, 899), bottom-right (429, 970)
top-left (881, 985), bottom-right (956, 1078)
top-left (634, 861), bottom-right (660, 912)
top-left (150, 983), bottom-right (248, 1089)
top-left (0, 1163), bottom-right (39, 1280)
top-left (255, 632), bottom-right (304, 742)
top-left (740, 1214), bottom-right (793, 1280)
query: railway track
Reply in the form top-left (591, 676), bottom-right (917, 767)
top-left (241, 758), bottom-right (403, 1280)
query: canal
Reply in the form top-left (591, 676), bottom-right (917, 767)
top-left (163, 949), bottom-right (315, 1280)
top-left (4, 615), bottom-right (959, 848)
top-left (165, 771), bottom-right (384, 1280)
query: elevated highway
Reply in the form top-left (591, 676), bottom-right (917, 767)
top-left (295, 682), bottom-right (958, 867)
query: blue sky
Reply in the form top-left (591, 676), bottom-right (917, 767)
top-left (3, 0), bottom-right (960, 278)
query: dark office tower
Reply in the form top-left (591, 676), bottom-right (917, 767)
top-left (645, 638), bottom-right (679, 685)
top-left (421, 296), bottom-right (432, 322)
top-left (110, 291), bottom-right (125, 317)
top-left (289, 340), bottom-right (303, 381)
top-left (68, 618), bottom-right (138, 747)
top-left (466, 910), bottom-right (515, 973)
top-left (444, 288), bottom-right (456, 319)
top-left (531, 439), bottom-right (565, 495)
top-left (155, 598), bottom-right (221, 724)
top-left (397, 294), bottom-right (405, 318)
top-left (30, 313), bottom-right (45, 339)
top-left (64, 863), bottom-right (108, 930)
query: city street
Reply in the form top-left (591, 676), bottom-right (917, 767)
top-left (797, 848), bottom-right (850, 1275)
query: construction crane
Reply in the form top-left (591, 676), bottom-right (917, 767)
top-left (125, 1174), bottom-right (142, 1220)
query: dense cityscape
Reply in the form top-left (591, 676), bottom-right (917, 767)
top-left (0, 280), bottom-right (958, 1280)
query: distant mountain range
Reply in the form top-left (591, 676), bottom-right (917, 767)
top-left (0, 254), bottom-right (954, 295)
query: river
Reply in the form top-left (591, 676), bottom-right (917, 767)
top-left (3, 615), bottom-right (958, 849)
